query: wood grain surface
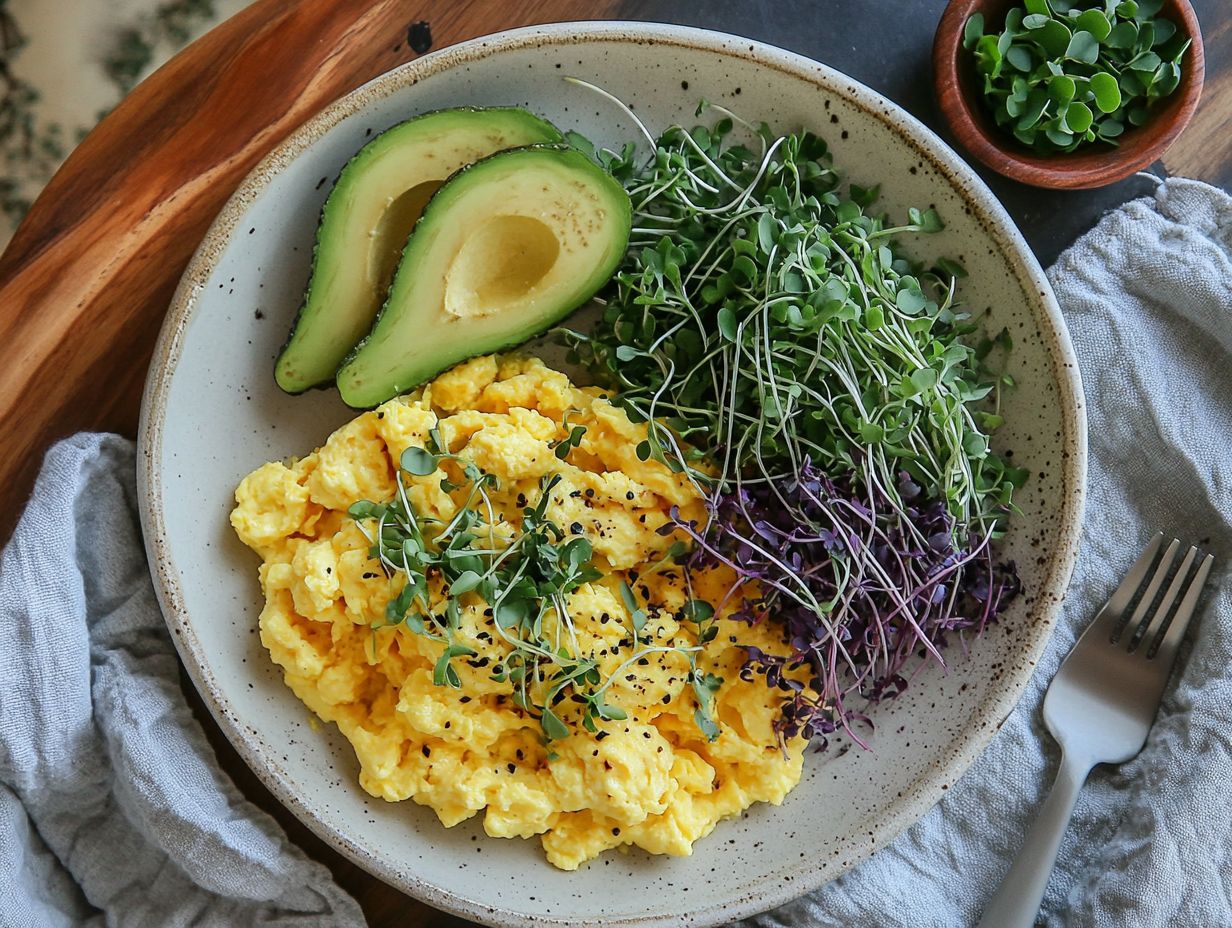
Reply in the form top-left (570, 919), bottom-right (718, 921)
top-left (1, 1), bottom-right (1229, 926)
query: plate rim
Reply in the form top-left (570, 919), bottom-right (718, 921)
top-left (137, 20), bottom-right (1087, 928)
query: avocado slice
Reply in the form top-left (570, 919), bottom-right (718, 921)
top-left (274, 107), bottom-right (562, 394)
top-left (336, 145), bottom-right (632, 408)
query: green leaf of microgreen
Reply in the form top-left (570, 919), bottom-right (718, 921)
top-left (594, 700), bottom-right (628, 721)
top-left (1045, 123), bottom-right (1074, 147)
top-left (1005, 44), bottom-right (1035, 71)
top-left (974, 34), bottom-right (1004, 79)
top-left (1076, 8), bottom-right (1112, 41)
top-left (347, 500), bottom-right (386, 521)
top-left (690, 671), bottom-right (723, 742)
top-left (619, 579), bottom-right (648, 633)
top-left (450, 570), bottom-right (482, 595)
top-left (963, 12), bottom-right (985, 49)
top-left (541, 708), bottom-right (571, 741)
top-left (564, 129), bottom-right (596, 158)
top-left (908, 207), bottom-right (944, 233)
top-left (1035, 19), bottom-right (1073, 57)
top-left (1065, 30), bottom-right (1100, 63)
top-left (683, 599), bottom-right (715, 624)
top-left (1065, 100), bottom-right (1094, 133)
top-left (401, 446), bottom-right (439, 476)
top-left (933, 260), bottom-right (965, 284)
top-left (433, 645), bottom-right (475, 688)
top-left (1049, 74), bottom-right (1076, 104)
top-left (403, 612), bottom-right (426, 634)
top-left (1089, 71), bottom-right (1122, 111)
top-left (694, 709), bottom-right (721, 741)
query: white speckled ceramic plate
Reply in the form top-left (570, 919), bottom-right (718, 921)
top-left (138, 22), bottom-right (1086, 927)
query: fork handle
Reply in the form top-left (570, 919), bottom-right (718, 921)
top-left (976, 751), bottom-right (1092, 928)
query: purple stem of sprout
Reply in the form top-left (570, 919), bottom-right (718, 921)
top-left (678, 458), bottom-right (1020, 753)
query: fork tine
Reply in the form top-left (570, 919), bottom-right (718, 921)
top-left (1090, 532), bottom-right (1164, 640)
top-left (1131, 545), bottom-right (1198, 651)
top-left (1113, 538), bottom-right (1179, 644)
top-left (1153, 552), bottom-right (1215, 662)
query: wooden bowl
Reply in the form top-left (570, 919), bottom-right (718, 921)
top-left (933, 0), bottom-right (1204, 189)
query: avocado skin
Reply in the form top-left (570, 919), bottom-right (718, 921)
top-left (335, 144), bottom-right (632, 409)
top-left (273, 107), bottom-right (563, 395)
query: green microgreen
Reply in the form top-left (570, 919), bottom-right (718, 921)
top-left (560, 108), bottom-right (1019, 533)
top-left (963, 0), bottom-right (1190, 153)
top-left (557, 85), bottom-right (1026, 749)
top-left (349, 446), bottom-right (720, 743)
top-left (549, 410), bottom-right (588, 461)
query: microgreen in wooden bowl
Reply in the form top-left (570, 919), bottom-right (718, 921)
top-left (963, 0), bottom-right (1190, 154)
top-left (933, 0), bottom-right (1204, 189)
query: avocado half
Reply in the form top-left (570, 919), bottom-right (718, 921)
top-left (274, 107), bottom-right (562, 394)
top-left (336, 145), bottom-right (632, 409)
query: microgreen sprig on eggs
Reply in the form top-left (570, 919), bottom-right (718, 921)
top-left (348, 432), bottom-right (723, 744)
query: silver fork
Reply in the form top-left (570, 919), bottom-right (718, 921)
top-left (976, 533), bottom-right (1215, 928)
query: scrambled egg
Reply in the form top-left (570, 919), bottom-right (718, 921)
top-left (231, 355), bottom-right (803, 869)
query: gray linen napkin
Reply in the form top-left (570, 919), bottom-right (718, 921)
top-left (746, 178), bottom-right (1232, 928)
top-left (0, 434), bottom-right (365, 928)
top-left (2, 178), bottom-right (1229, 928)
